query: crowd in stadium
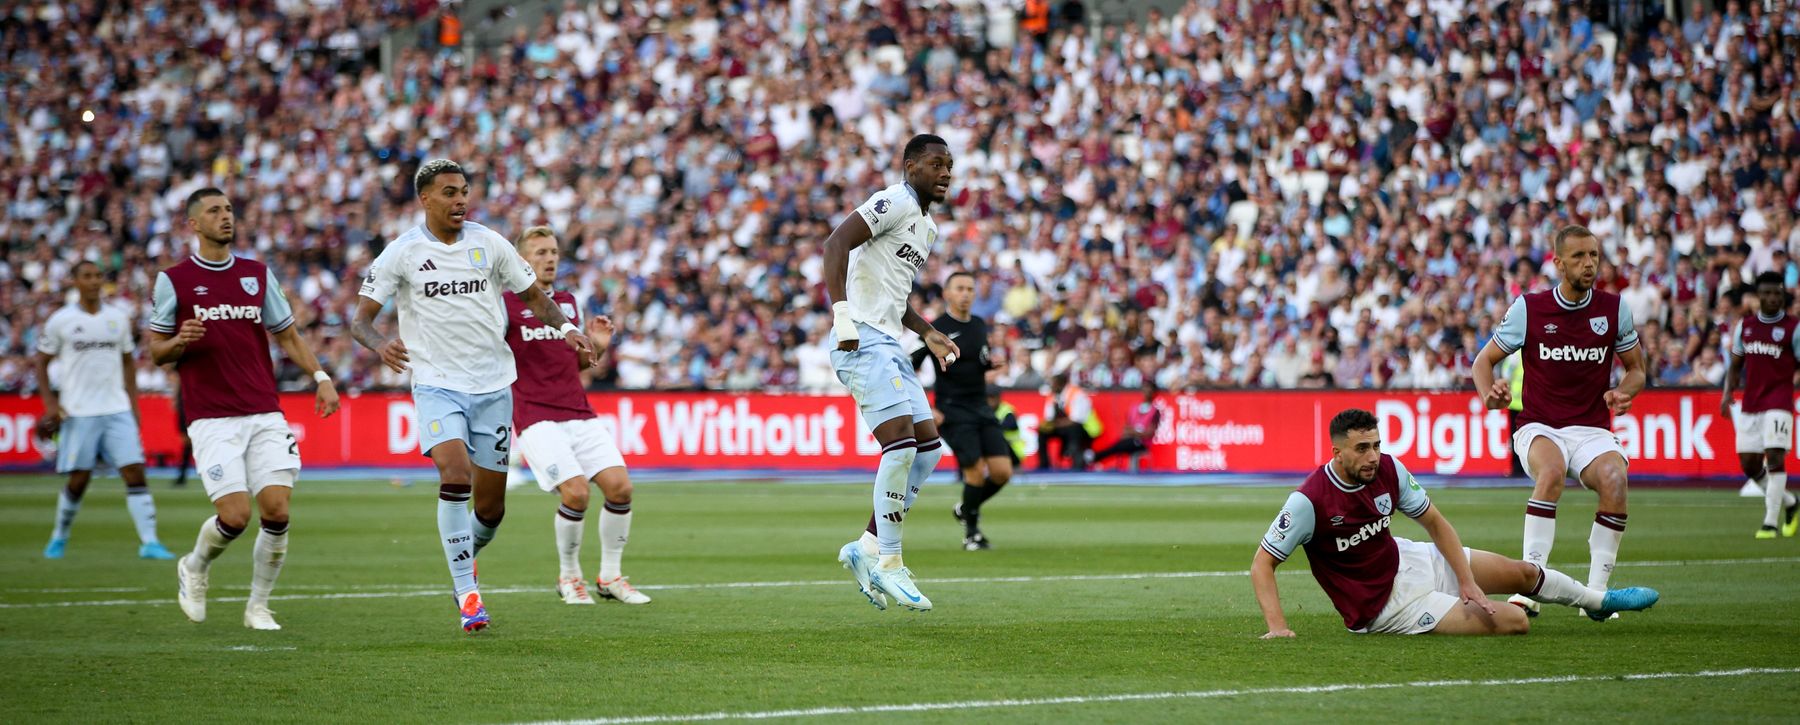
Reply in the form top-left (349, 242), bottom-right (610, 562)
top-left (2, 0), bottom-right (1797, 396)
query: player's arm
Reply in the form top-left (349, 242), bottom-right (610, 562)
top-left (823, 211), bottom-right (875, 352)
top-left (261, 269), bottom-right (338, 417)
top-left (147, 272), bottom-right (204, 365)
top-left (1721, 321), bottom-right (1745, 417)
top-left (1473, 298), bottom-right (1525, 410)
top-left (34, 350), bottom-right (61, 427)
top-left (905, 308), bottom-right (959, 367)
top-left (120, 352), bottom-right (141, 423)
top-left (1253, 491), bottom-right (1314, 639)
top-left (1395, 459), bottom-right (1494, 614)
top-left (515, 284), bottom-right (594, 363)
top-left (580, 314), bottom-right (615, 371)
top-left (1607, 304), bottom-right (1646, 414)
top-left (352, 253), bottom-right (410, 373)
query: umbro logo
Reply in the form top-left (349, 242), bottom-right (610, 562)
top-left (418, 260), bottom-right (440, 272)
top-left (194, 286), bottom-right (209, 296)
top-left (1543, 324), bottom-right (1558, 334)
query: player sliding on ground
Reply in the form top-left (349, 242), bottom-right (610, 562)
top-left (352, 160), bottom-right (593, 633)
top-left (503, 227), bottom-right (649, 605)
top-left (825, 134), bottom-right (959, 612)
top-left (1251, 409), bottom-right (1659, 637)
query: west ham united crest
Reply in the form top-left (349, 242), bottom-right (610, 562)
top-left (240, 276), bottom-right (260, 296)
top-left (560, 303), bottom-right (576, 319)
top-left (1373, 492), bottom-right (1392, 516)
top-left (1777, 328), bottom-right (1787, 342)
top-left (1589, 316), bottom-right (1608, 335)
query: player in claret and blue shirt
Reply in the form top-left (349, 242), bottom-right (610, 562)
top-left (1250, 409), bottom-right (1659, 637)
top-left (1722, 271), bottom-right (1800, 539)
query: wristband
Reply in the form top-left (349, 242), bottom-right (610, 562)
top-left (832, 301), bottom-right (859, 343)
top-left (559, 322), bottom-right (580, 336)
top-left (313, 370), bottom-right (332, 384)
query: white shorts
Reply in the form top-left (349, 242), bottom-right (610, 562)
top-left (1513, 423), bottom-right (1627, 482)
top-left (516, 418), bottom-right (626, 492)
top-left (188, 412), bottom-right (301, 502)
top-left (1362, 537), bottom-right (1469, 635)
top-left (1734, 407), bottom-right (1795, 454)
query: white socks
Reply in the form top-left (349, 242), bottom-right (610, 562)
top-left (437, 489), bottom-right (478, 598)
top-left (1588, 512), bottom-right (1627, 591)
top-left (554, 504), bottom-right (585, 580)
top-left (904, 439), bottom-right (943, 515)
top-left (1522, 499), bottom-right (1557, 567)
top-left (191, 515), bottom-right (242, 569)
top-left (873, 438), bottom-right (918, 556)
top-left (249, 521), bottom-right (288, 605)
top-left (1765, 472), bottom-right (1789, 528)
top-left (1526, 563), bottom-right (1604, 611)
top-left (599, 502), bottom-right (632, 582)
top-left (124, 487), bottom-right (161, 545)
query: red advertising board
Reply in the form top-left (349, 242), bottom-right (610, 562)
top-left (0, 390), bottom-right (1776, 478)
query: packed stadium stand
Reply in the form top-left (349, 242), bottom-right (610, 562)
top-left (2, 0), bottom-right (1796, 398)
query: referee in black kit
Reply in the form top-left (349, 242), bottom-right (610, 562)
top-left (912, 271), bottom-right (1014, 550)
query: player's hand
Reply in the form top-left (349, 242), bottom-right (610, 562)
top-left (924, 329), bottom-right (960, 368)
top-left (1719, 396), bottom-right (1733, 419)
top-left (174, 318), bottom-right (206, 346)
top-left (562, 329), bottom-right (595, 365)
top-left (585, 315), bottom-right (616, 351)
top-left (837, 339), bottom-right (860, 352)
top-left (1603, 388), bottom-right (1634, 415)
top-left (1261, 628), bottom-right (1296, 639)
top-left (1481, 379), bottom-right (1511, 410)
top-left (315, 379), bottom-right (340, 418)
top-left (39, 404), bottom-right (65, 433)
top-left (1459, 582), bottom-right (1496, 615)
top-left (377, 338), bottom-right (410, 373)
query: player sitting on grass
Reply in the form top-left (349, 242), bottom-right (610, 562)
top-left (1251, 408), bottom-right (1660, 637)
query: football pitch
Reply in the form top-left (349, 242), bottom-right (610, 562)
top-left (1, 475), bottom-right (1796, 723)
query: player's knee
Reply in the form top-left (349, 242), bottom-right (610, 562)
top-left (215, 504), bottom-right (251, 531)
top-left (605, 479), bottom-right (633, 505)
top-left (559, 480), bottom-right (590, 509)
top-left (1498, 609), bottom-right (1531, 635)
top-left (474, 500), bottom-right (506, 522)
top-left (1767, 454), bottom-right (1787, 473)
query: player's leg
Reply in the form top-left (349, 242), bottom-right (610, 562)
top-left (592, 465), bottom-right (649, 603)
top-left (106, 412), bottom-right (171, 558)
top-left (517, 420), bottom-right (594, 603)
top-left (240, 414), bottom-right (300, 630)
top-left (830, 338), bottom-right (924, 610)
top-left (553, 476), bottom-right (593, 602)
top-left (176, 419), bottom-right (252, 623)
top-left (1575, 448), bottom-right (1630, 594)
top-left (466, 391), bottom-right (515, 556)
top-left (1760, 412), bottom-right (1795, 537)
top-left (1465, 549), bottom-right (1601, 611)
top-left (417, 386), bottom-right (486, 631)
top-left (1424, 597), bottom-right (1531, 635)
top-left (943, 418), bottom-right (988, 545)
top-left (45, 416), bottom-right (100, 558)
top-left (244, 483), bottom-right (292, 631)
top-left (1506, 429), bottom-right (1569, 615)
top-left (45, 469), bottom-right (91, 559)
top-left (1519, 432), bottom-right (1568, 568)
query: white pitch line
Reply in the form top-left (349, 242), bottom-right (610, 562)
top-left (4, 556), bottom-right (1797, 609)
top-left (506, 667), bottom-right (1800, 725)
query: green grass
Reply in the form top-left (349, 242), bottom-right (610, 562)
top-left (1, 476), bottom-right (1796, 723)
